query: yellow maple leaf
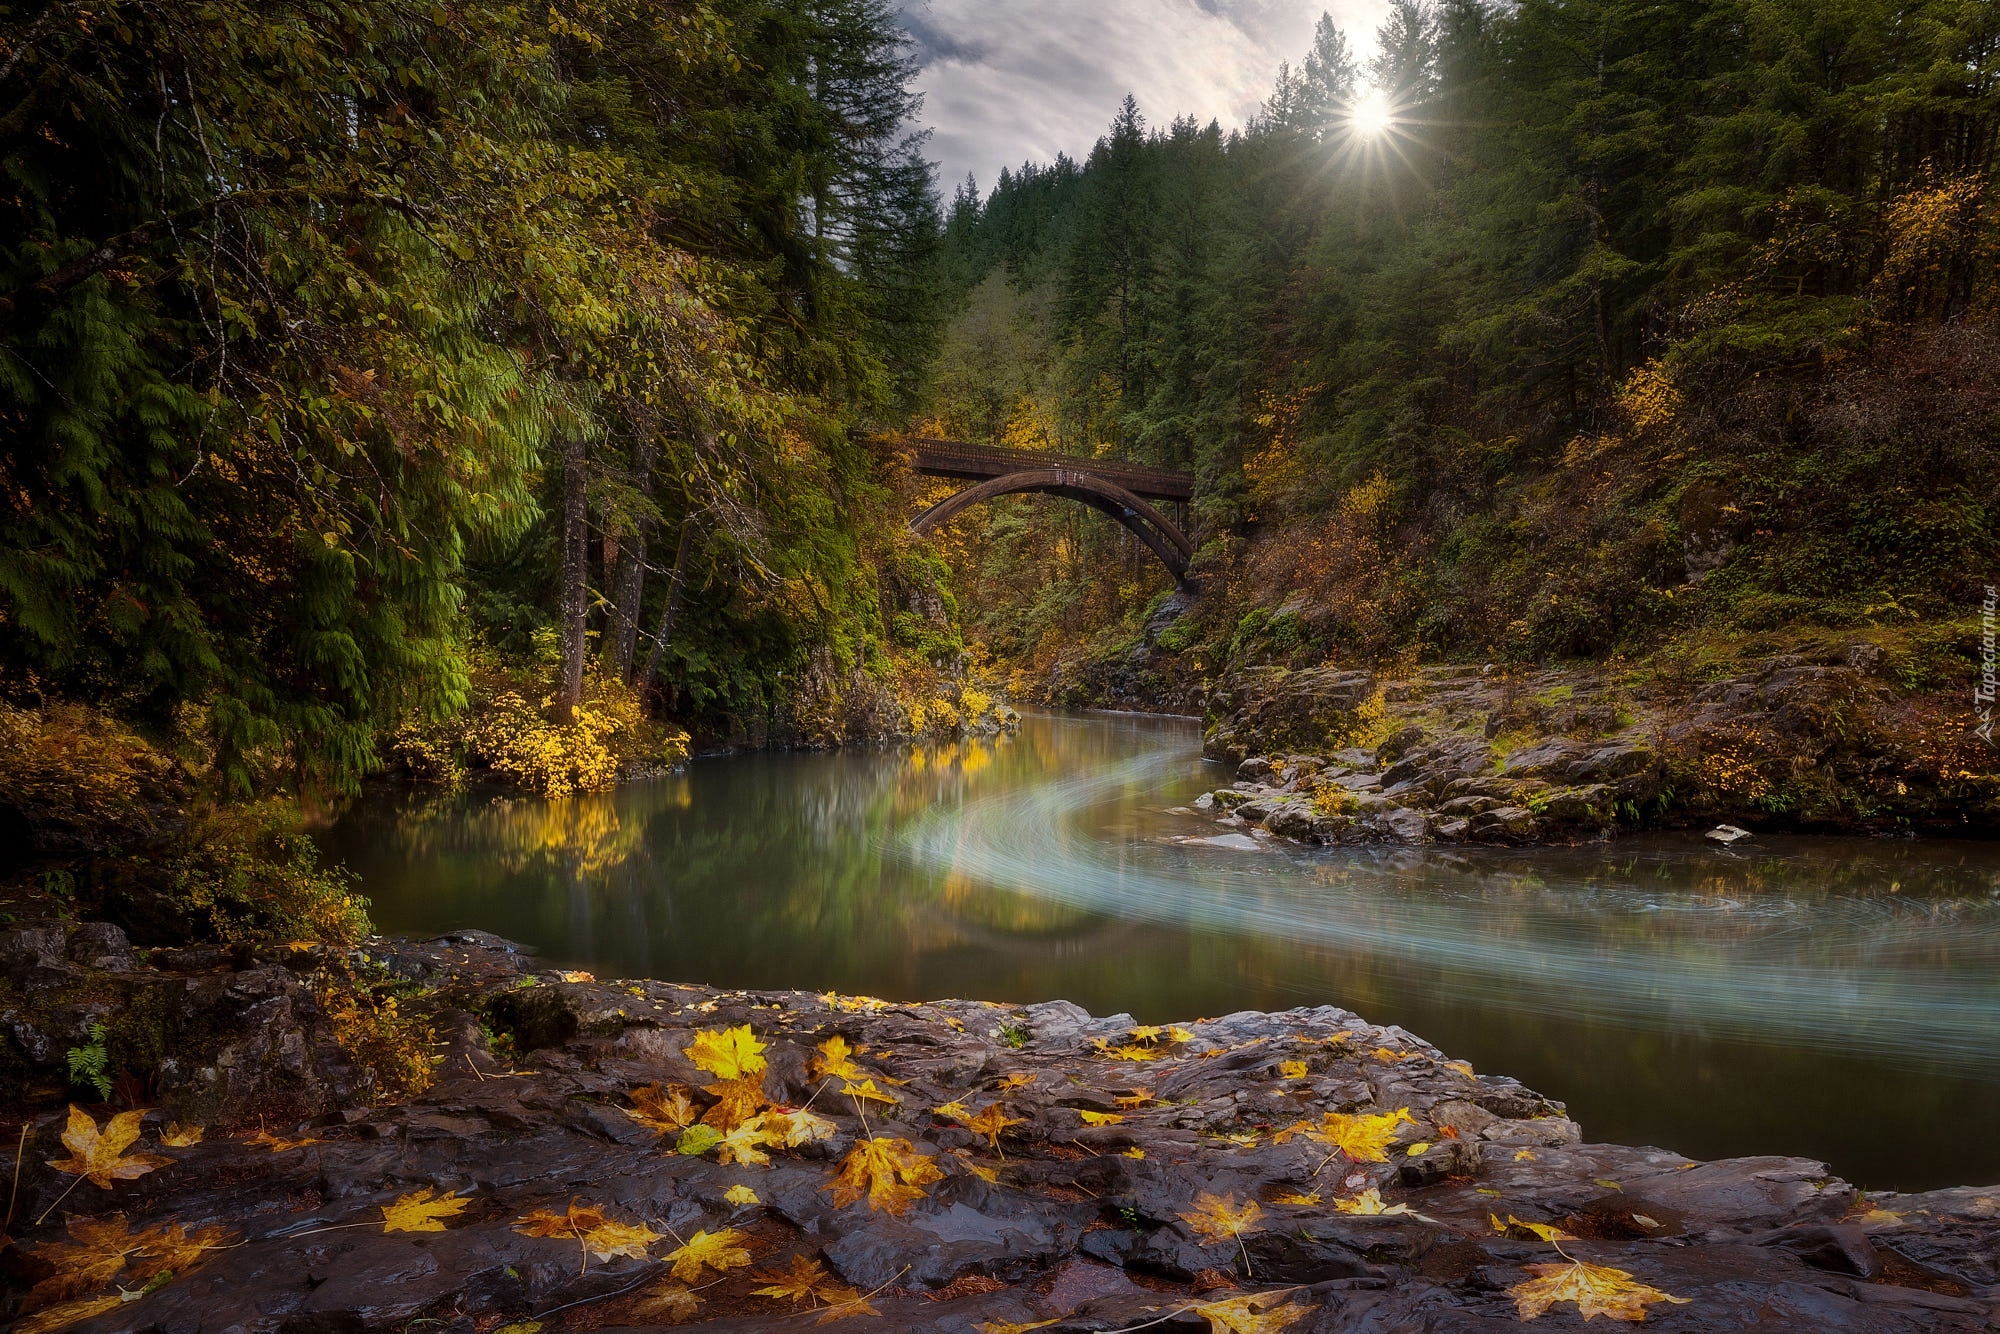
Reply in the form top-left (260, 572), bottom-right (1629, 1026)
top-left (625, 1082), bottom-right (702, 1136)
top-left (1078, 1110), bottom-right (1124, 1126)
top-left (839, 1078), bottom-right (899, 1108)
top-left (683, 1025), bottom-right (766, 1081)
top-left (1280, 1107), bottom-right (1413, 1162)
top-left (810, 1036), bottom-right (865, 1082)
top-left (752, 1253), bottom-right (831, 1304)
top-left (996, 1072), bottom-right (1036, 1091)
top-left (1192, 1290), bottom-right (1313, 1333)
top-left (1334, 1187), bottom-right (1415, 1216)
top-left (1272, 1190), bottom-right (1321, 1207)
top-left (1278, 1060), bottom-right (1308, 1079)
top-left (961, 1159), bottom-right (1000, 1181)
top-left (1405, 1141), bottom-right (1432, 1156)
top-left (1105, 1044), bottom-right (1161, 1062)
top-left (159, 1122), bottom-right (204, 1148)
top-left (631, 1281), bottom-right (702, 1323)
top-left (1115, 1088), bottom-right (1153, 1108)
top-left (965, 1103), bottom-right (1026, 1152)
top-left (47, 1106), bottom-right (171, 1188)
top-left (976, 1320), bottom-right (1058, 1334)
top-left (700, 1073), bottom-right (769, 1132)
top-left (246, 1129), bottom-right (323, 1152)
top-left (515, 1201), bottom-right (610, 1239)
top-left (24, 1215), bottom-right (142, 1305)
top-left (715, 1115), bottom-right (781, 1167)
top-left (1491, 1213), bottom-right (1576, 1243)
top-left (1179, 1192), bottom-right (1265, 1245)
top-left (666, 1227), bottom-right (752, 1282)
top-left (1507, 1259), bottom-right (1689, 1322)
top-left (762, 1107), bottom-right (837, 1148)
top-left (557, 970), bottom-right (595, 983)
top-left (826, 1136), bottom-right (943, 1215)
top-left (12, 1294), bottom-right (124, 1334)
top-left (1129, 1025), bottom-right (1164, 1043)
top-left (1515, 1148), bottom-right (1537, 1162)
top-left (584, 1218), bottom-right (666, 1264)
top-left (382, 1186), bottom-right (470, 1233)
top-left (813, 1284), bottom-right (880, 1323)
top-left (934, 1100), bottom-right (972, 1122)
top-left (1167, 1026), bottom-right (1197, 1044)
top-left (1123, 1147), bottom-right (1146, 1160)
top-left (723, 1184), bottom-right (761, 1206)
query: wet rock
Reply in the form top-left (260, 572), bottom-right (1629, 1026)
top-left (1708, 823), bottom-right (1754, 844)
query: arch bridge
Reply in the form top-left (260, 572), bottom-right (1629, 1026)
top-left (896, 438), bottom-right (1195, 584)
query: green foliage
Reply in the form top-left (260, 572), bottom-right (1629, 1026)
top-left (168, 802), bottom-right (372, 946)
top-left (67, 1022), bottom-right (113, 1101)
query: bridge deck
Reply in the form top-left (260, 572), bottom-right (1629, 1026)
top-left (900, 438), bottom-right (1193, 503)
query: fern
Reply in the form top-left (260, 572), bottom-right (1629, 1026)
top-left (67, 1022), bottom-right (113, 1100)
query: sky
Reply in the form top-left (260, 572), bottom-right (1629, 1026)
top-left (897, 0), bottom-right (1396, 194)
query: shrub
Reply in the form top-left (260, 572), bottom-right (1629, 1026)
top-left (0, 699), bottom-right (183, 852)
top-left (169, 802), bottom-right (372, 946)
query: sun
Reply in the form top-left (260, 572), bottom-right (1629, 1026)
top-left (1349, 88), bottom-right (1394, 137)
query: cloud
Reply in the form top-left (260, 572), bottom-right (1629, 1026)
top-left (898, 0), bottom-right (1395, 191)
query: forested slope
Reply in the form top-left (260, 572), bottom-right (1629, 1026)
top-left (920, 0), bottom-right (1998, 709)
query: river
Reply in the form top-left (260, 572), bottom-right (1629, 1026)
top-left (324, 707), bottom-right (2000, 1191)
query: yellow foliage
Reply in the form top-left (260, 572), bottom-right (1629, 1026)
top-left (683, 1025), bottom-right (767, 1080)
top-left (1178, 1192), bottom-right (1265, 1245)
top-left (46, 1106), bottom-right (171, 1189)
top-left (382, 1187), bottom-right (470, 1233)
top-left (1507, 1259), bottom-right (1690, 1322)
top-left (826, 1136), bottom-right (943, 1214)
top-left (664, 1227), bottom-right (751, 1282)
top-left (1617, 359), bottom-right (1681, 434)
top-left (319, 983), bottom-right (438, 1100)
top-left (0, 699), bottom-right (175, 842)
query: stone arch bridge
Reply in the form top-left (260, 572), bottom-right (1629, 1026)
top-left (895, 438), bottom-right (1195, 584)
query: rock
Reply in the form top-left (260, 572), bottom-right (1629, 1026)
top-left (66, 921), bottom-right (136, 970)
top-left (1237, 756), bottom-right (1275, 781)
top-left (1264, 803), bottom-right (1318, 839)
top-left (1378, 807), bottom-right (1428, 845)
top-left (1192, 792), bottom-right (1215, 811)
top-left (1469, 805), bottom-right (1537, 842)
top-left (1707, 824), bottom-right (1753, 843)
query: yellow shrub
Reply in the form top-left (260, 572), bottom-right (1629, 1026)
top-left (0, 698), bottom-right (180, 844)
top-left (960, 688), bottom-right (993, 722)
top-left (1312, 778), bottom-right (1357, 817)
top-left (319, 983), bottom-right (437, 1101)
top-left (170, 801), bottom-right (372, 946)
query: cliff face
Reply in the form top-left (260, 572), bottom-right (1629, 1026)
top-left (5, 928), bottom-right (1998, 1331)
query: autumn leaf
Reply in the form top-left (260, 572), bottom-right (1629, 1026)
top-left (965, 1104), bottom-right (1025, 1152)
top-left (1278, 1061), bottom-right (1308, 1079)
top-left (996, 1072), bottom-right (1036, 1091)
top-left (1179, 1192), bottom-right (1265, 1246)
top-left (47, 1106), bottom-right (171, 1188)
top-left (630, 1280), bottom-right (702, 1323)
top-left (1515, 1148), bottom-right (1537, 1162)
top-left (625, 1083), bottom-right (702, 1136)
top-left (810, 1036), bottom-right (864, 1082)
top-left (715, 1115), bottom-right (781, 1167)
top-left (159, 1123), bottom-right (204, 1148)
top-left (584, 1218), bottom-right (666, 1264)
top-left (762, 1108), bottom-right (836, 1148)
top-left (839, 1078), bottom-right (899, 1109)
top-left (1129, 1025), bottom-right (1164, 1043)
top-left (12, 1294), bottom-right (124, 1334)
top-left (723, 1184), bottom-right (761, 1206)
top-left (683, 1025), bottom-right (766, 1081)
top-left (1077, 1110), bottom-right (1124, 1126)
top-left (752, 1253), bottom-right (832, 1304)
top-left (383, 1186), bottom-right (470, 1233)
top-left (1115, 1088), bottom-right (1153, 1108)
top-left (1275, 1107), bottom-right (1413, 1162)
top-left (676, 1124), bottom-right (724, 1156)
top-left (1334, 1188), bottom-right (1415, 1217)
top-left (934, 1100), bottom-right (971, 1122)
top-left (1192, 1290), bottom-right (1314, 1333)
top-left (1371, 1046), bottom-right (1414, 1063)
top-left (826, 1136), bottom-right (943, 1215)
top-left (27, 1215), bottom-right (236, 1311)
top-left (976, 1321), bottom-right (1057, 1334)
top-left (960, 1158), bottom-right (1000, 1181)
top-left (515, 1201), bottom-right (610, 1239)
top-left (557, 970), bottom-right (595, 983)
top-left (126, 1220), bottom-right (236, 1284)
top-left (1491, 1213), bottom-right (1576, 1243)
top-left (664, 1227), bottom-right (751, 1282)
top-left (1104, 1044), bottom-right (1162, 1062)
top-left (1271, 1190), bottom-right (1321, 1207)
top-left (245, 1129), bottom-right (323, 1152)
top-left (1405, 1141), bottom-right (1432, 1156)
top-left (813, 1284), bottom-right (880, 1323)
top-left (700, 1073), bottom-right (769, 1132)
top-left (1507, 1259), bottom-right (1690, 1322)
top-left (1122, 1147), bottom-right (1146, 1160)
top-left (1167, 1026), bottom-right (1197, 1044)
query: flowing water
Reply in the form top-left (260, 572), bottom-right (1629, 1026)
top-left (325, 708), bottom-right (2000, 1190)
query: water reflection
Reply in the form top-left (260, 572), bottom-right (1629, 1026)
top-left (325, 709), bottom-right (2000, 1189)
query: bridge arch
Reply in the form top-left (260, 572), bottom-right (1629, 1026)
top-left (911, 466), bottom-right (1194, 584)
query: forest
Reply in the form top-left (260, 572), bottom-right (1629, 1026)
top-left (4, 0), bottom-right (1996, 807)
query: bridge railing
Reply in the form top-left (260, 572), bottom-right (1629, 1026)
top-left (886, 436), bottom-right (1193, 503)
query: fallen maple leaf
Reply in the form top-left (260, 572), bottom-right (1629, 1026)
top-left (1515, 1148), bottom-right (1537, 1162)
top-left (715, 1115), bottom-right (781, 1166)
top-left (996, 1072), bottom-right (1036, 1091)
top-left (684, 1025), bottom-right (766, 1081)
top-left (158, 1123), bottom-right (204, 1148)
top-left (515, 1201), bottom-right (610, 1239)
top-left (382, 1186), bottom-right (470, 1233)
top-left (47, 1106), bottom-right (171, 1189)
top-left (839, 1078), bottom-right (899, 1108)
top-left (557, 970), bottom-right (595, 983)
top-left (665, 1227), bottom-right (751, 1282)
top-left (1104, 1044), bottom-right (1162, 1062)
top-left (752, 1253), bottom-right (832, 1305)
top-left (827, 1136), bottom-right (943, 1215)
top-left (676, 1124), bottom-right (724, 1156)
top-left (1277, 1107), bottom-right (1414, 1162)
top-left (700, 1073), bottom-right (768, 1132)
top-left (1193, 1290), bottom-right (1313, 1333)
top-left (975, 1321), bottom-right (1057, 1334)
top-left (1179, 1192), bottom-right (1265, 1246)
top-left (1122, 1147), bottom-right (1146, 1160)
top-left (245, 1129), bottom-right (323, 1152)
top-left (723, 1184), bottom-right (761, 1206)
top-left (1491, 1212), bottom-right (1576, 1243)
top-left (1334, 1188), bottom-right (1415, 1216)
top-left (1508, 1259), bottom-right (1689, 1322)
top-left (1278, 1060), bottom-right (1308, 1079)
top-left (965, 1104), bottom-right (1025, 1152)
top-left (1078, 1110), bottom-right (1124, 1126)
top-left (934, 1100), bottom-right (972, 1122)
top-left (810, 1036), bottom-right (865, 1082)
top-left (1271, 1190), bottom-right (1321, 1207)
top-left (12, 1294), bottom-right (123, 1334)
top-left (625, 1082), bottom-right (702, 1136)
top-left (1114, 1088), bottom-right (1153, 1108)
top-left (813, 1283), bottom-right (880, 1323)
top-left (630, 1280), bottom-right (702, 1323)
top-left (1129, 1025), bottom-right (1164, 1043)
top-left (26, 1215), bottom-right (236, 1311)
top-left (585, 1218), bottom-right (666, 1264)
top-left (1167, 1026), bottom-right (1197, 1044)
top-left (762, 1107), bottom-right (837, 1148)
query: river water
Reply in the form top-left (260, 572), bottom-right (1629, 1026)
top-left (325, 708), bottom-right (2000, 1190)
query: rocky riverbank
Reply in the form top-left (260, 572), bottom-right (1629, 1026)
top-left (1194, 655), bottom-right (1997, 847)
top-left (3, 923), bottom-right (1998, 1332)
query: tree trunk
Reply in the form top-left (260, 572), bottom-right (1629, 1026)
top-left (604, 438), bottom-right (658, 682)
top-left (641, 518), bottom-right (696, 688)
top-left (556, 433), bottom-right (589, 719)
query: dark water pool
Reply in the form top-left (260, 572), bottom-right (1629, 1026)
top-left (324, 708), bottom-right (2000, 1190)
